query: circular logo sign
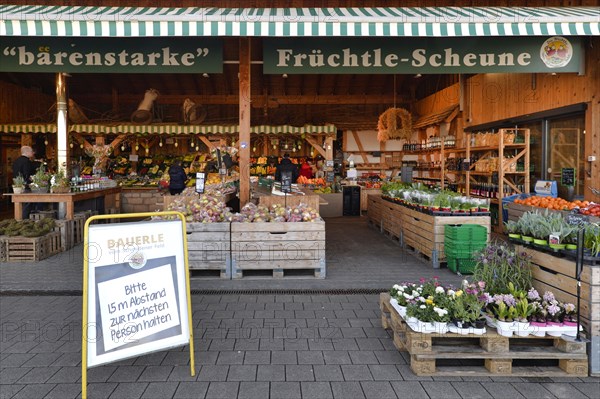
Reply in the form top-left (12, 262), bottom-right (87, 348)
top-left (540, 36), bottom-right (573, 68)
top-left (128, 252), bottom-right (147, 269)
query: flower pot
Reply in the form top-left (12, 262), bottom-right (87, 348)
top-left (521, 235), bottom-right (534, 243)
top-left (549, 243), bottom-right (566, 250)
top-left (51, 186), bottom-right (71, 194)
top-left (530, 320), bottom-right (547, 337)
top-left (30, 186), bottom-right (49, 193)
top-left (433, 321), bottom-right (448, 334)
top-left (533, 238), bottom-right (548, 246)
top-left (563, 320), bottom-right (578, 327)
top-left (12, 186), bottom-right (25, 194)
top-left (546, 321), bottom-right (563, 337)
top-left (514, 321), bottom-right (531, 337)
top-left (565, 244), bottom-right (578, 250)
top-left (508, 233), bottom-right (521, 239)
top-left (495, 320), bottom-right (514, 337)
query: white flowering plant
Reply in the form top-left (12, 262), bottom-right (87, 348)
top-left (390, 282), bottom-right (422, 307)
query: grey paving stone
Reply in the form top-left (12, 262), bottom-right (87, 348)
top-left (298, 327), bottom-right (319, 339)
top-left (362, 326), bottom-right (392, 338)
top-left (216, 351), bottom-right (245, 365)
top-left (234, 339), bottom-right (260, 351)
top-left (12, 383), bottom-right (55, 399)
top-left (313, 365), bottom-right (344, 382)
top-left (341, 365), bottom-right (373, 381)
top-left (511, 382), bottom-right (556, 399)
top-left (140, 381), bottom-right (179, 399)
top-left (0, 354), bottom-right (35, 368)
top-left (308, 338), bottom-right (334, 351)
top-left (16, 366), bottom-right (59, 384)
top-left (51, 352), bottom-right (81, 367)
top-left (480, 382), bottom-right (526, 399)
top-left (350, 319), bottom-right (374, 328)
top-left (257, 365), bottom-right (285, 382)
top-left (449, 381), bottom-right (494, 398)
top-left (307, 319), bottom-right (330, 328)
top-left (297, 350), bottom-right (324, 365)
top-left (227, 365), bottom-right (257, 381)
top-left (197, 365), bottom-right (229, 382)
top-left (108, 382), bottom-right (149, 399)
top-left (284, 302), bottom-right (304, 310)
top-left (331, 381), bottom-right (365, 399)
top-left (0, 385), bottom-right (25, 399)
top-left (245, 303), bottom-right (266, 311)
top-left (167, 365), bottom-right (197, 381)
top-left (137, 365), bottom-right (173, 382)
top-left (349, 351), bottom-right (379, 365)
top-left (46, 366), bottom-right (80, 384)
top-left (259, 338), bottom-right (284, 351)
top-left (284, 338), bottom-right (309, 351)
top-left (355, 338), bottom-right (385, 351)
top-left (271, 350), bottom-right (298, 365)
top-left (238, 381), bottom-right (270, 399)
top-left (334, 310), bottom-right (357, 318)
top-left (173, 382), bottom-right (209, 399)
top-left (161, 351), bottom-right (192, 366)
top-left (319, 327), bottom-right (343, 340)
top-left (132, 351), bottom-right (167, 366)
top-left (323, 351), bottom-right (352, 365)
top-left (194, 351), bottom-right (219, 366)
top-left (314, 310), bottom-right (337, 319)
top-left (341, 328), bottom-right (367, 339)
top-left (205, 381), bottom-right (239, 399)
top-left (332, 338), bottom-right (360, 351)
top-left (367, 364), bottom-right (403, 381)
top-left (86, 366), bottom-right (117, 383)
top-left (286, 364), bottom-right (315, 381)
top-left (243, 351), bottom-right (271, 365)
top-left (391, 381), bottom-right (429, 398)
top-left (301, 381), bottom-right (334, 399)
top-left (21, 353), bottom-right (62, 367)
top-left (360, 381), bottom-right (397, 399)
top-left (271, 381), bottom-right (302, 399)
top-left (543, 383), bottom-right (588, 399)
top-left (395, 365), bottom-right (433, 381)
top-left (421, 381), bottom-right (462, 398)
top-left (327, 319), bottom-right (351, 328)
top-left (106, 366), bottom-right (145, 383)
top-left (274, 310), bottom-right (295, 319)
top-left (41, 375), bottom-right (78, 394)
top-left (208, 339), bottom-right (235, 351)
top-left (28, 340), bottom-right (67, 353)
top-left (373, 350), bottom-right (406, 365)
top-left (286, 319), bottom-right (308, 328)
top-left (275, 327), bottom-right (296, 339)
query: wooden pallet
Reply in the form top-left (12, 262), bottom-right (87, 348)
top-left (73, 213), bottom-right (88, 245)
top-left (380, 293), bottom-right (588, 377)
top-left (0, 236), bottom-right (6, 262)
top-left (231, 220), bottom-right (326, 279)
top-left (5, 232), bottom-right (61, 262)
top-left (187, 222), bottom-right (231, 278)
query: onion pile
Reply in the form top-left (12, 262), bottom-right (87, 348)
top-left (167, 193), bottom-right (232, 223)
top-left (231, 203), bottom-right (321, 223)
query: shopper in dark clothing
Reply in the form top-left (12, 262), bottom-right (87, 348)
top-left (11, 146), bottom-right (36, 219)
top-left (275, 153), bottom-right (299, 183)
top-left (168, 160), bottom-right (188, 195)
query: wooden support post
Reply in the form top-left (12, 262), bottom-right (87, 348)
top-left (325, 136), bottom-right (334, 162)
top-left (585, 99), bottom-right (599, 201)
top-left (199, 136), bottom-right (216, 150)
top-left (305, 136), bottom-right (326, 158)
top-left (351, 130), bottom-right (369, 164)
top-left (239, 38), bottom-right (251, 206)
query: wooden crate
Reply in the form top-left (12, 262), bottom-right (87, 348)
top-left (231, 220), bottom-right (326, 279)
top-left (73, 213), bottom-right (88, 245)
top-left (380, 293), bottom-right (588, 377)
top-left (29, 210), bottom-right (57, 220)
top-left (5, 232), bottom-right (61, 262)
top-left (258, 194), bottom-right (320, 213)
top-left (186, 222), bottom-right (231, 278)
top-left (53, 219), bottom-right (74, 252)
top-left (369, 197), bottom-right (490, 268)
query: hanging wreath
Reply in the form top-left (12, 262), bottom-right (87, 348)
top-left (377, 107), bottom-right (413, 142)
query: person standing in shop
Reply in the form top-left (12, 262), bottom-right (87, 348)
top-left (11, 145), bottom-right (36, 218)
top-left (275, 153), bottom-right (299, 183)
top-left (168, 159), bottom-right (188, 195)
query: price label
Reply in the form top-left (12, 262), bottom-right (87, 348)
top-left (281, 171), bottom-right (292, 193)
top-left (219, 168), bottom-right (227, 176)
top-left (561, 168), bottom-right (575, 187)
top-left (566, 212), bottom-right (589, 226)
top-left (326, 160), bottom-right (334, 168)
top-left (195, 172), bottom-right (205, 194)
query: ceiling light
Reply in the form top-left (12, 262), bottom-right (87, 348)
top-left (202, 73), bottom-right (209, 78)
top-left (282, 73), bottom-right (288, 78)
top-left (414, 73), bottom-right (422, 78)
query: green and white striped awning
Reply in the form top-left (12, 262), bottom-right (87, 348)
top-left (0, 123), bottom-right (336, 136)
top-left (1, 6), bottom-right (598, 37)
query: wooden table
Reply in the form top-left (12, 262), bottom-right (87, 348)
top-left (4, 187), bottom-right (121, 220)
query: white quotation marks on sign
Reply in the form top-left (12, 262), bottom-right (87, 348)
top-left (3, 47), bottom-right (17, 56)
top-left (196, 48), bottom-right (210, 57)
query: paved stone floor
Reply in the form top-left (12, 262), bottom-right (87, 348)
top-left (1, 217), bottom-right (598, 398)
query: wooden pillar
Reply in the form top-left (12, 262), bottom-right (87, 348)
top-left (239, 38), bottom-right (251, 206)
top-left (584, 99), bottom-right (599, 200)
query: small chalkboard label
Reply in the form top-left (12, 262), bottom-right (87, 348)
top-left (326, 160), bottom-right (334, 168)
top-left (326, 171), bottom-right (335, 182)
top-left (566, 212), bottom-right (589, 226)
top-left (195, 172), bottom-right (206, 194)
top-left (281, 171), bottom-right (292, 193)
top-left (561, 168), bottom-right (575, 187)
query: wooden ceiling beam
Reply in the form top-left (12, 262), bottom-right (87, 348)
top-left (74, 94), bottom-right (410, 106)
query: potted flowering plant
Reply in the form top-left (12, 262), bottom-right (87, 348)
top-left (389, 282), bottom-right (421, 318)
top-left (50, 170), bottom-right (71, 193)
top-left (30, 165), bottom-right (50, 193)
top-left (562, 303), bottom-right (577, 327)
top-left (485, 293), bottom-right (518, 337)
top-left (12, 175), bottom-right (26, 194)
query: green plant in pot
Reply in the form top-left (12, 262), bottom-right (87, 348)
top-left (584, 224), bottom-right (600, 257)
top-left (518, 212), bottom-right (534, 242)
top-left (12, 175), bottom-right (26, 194)
top-left (504, 220), bottom-right (521, 239)
top-left (50, 169), bottom-right (71, 194)
top-left (30, 166), bottom-right (50, 193)
top-left (547, 216), bottom-right (576, 250)
top-left (530, 212), bottom-right (551, 246)
top-left (437, 193), bottom-right (451, 212)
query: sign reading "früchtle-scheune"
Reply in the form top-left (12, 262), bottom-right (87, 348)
top-left (263, 36), bottom-right (582, 74)
top-left (0, 37), bottom-right (222, 73)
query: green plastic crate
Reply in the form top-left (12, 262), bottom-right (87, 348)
top-left (446, 255), bottom-right (477, 275)
top-left (444, 224), bottom-right (488, 241)
top-left (444, 237), bottom-right (487, 251)
top-left (444, 244), bottom-right (485, 259)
